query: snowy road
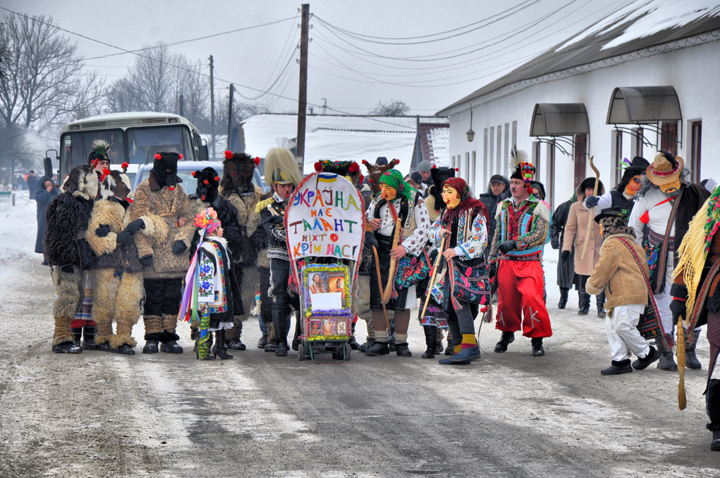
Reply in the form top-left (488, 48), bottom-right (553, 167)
top-left (0, 192), bottom-right (718, 477)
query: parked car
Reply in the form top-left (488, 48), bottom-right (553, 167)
top-left (132, 161), bottom-right (270, 194)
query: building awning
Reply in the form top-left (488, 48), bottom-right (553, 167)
top-left (530, 103), bottom-right (589, 136)
top-left (606, 86), bottom-right (682, 124)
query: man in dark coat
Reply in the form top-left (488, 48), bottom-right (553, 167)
top-left (35, 177), bottom-right (58, 260)
top-left (479, 174), bottom-right (510, 258)
top-left (26, 170), bottom-right (39, 199)
top-left (550, 193), bottom-right (578, 309)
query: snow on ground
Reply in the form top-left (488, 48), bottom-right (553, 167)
top-left (557, 0), bottom-right (720, 52)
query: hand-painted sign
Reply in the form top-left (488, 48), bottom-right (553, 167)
top-left (286, 172), bottom-right (364, 261)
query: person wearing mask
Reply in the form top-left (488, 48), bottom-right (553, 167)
top-left (584, 157), bottom-right (649, 216)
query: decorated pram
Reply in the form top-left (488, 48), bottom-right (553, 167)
top-left (286, 170), bottom-right (365, 362)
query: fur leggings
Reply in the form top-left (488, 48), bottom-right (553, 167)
top-left (92, 269), bottom-right (144, 348)
top-left (52, 267), bottom-right (82, 346)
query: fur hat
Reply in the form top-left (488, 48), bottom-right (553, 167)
top-left (88, 139), bottom-right (111, 166)
top-left (99, 162), bottom-right (132, 201)
top-left (646, 151), bottom-right (684, 186)
top-left (264, 148), bottom-right (301, 186)
top-left (314, 160), bottom-right (363, 186)
top-left (577, 177), bottom-right (605, 198)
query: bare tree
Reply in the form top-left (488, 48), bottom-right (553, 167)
top-left (0, 14), bottom-right (102, 131)
top-left (370, 99), bottom-right (410, 116)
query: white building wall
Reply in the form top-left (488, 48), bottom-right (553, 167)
top-left (447, 40), bottom-right (720, 208)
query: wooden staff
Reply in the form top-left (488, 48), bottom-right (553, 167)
top-left (372, 245), bottom-right (391, 332)
top-left (581, 156), bottom-right (598, 261)
top-left (678, 318), bottom-right (687, 410)
top-left (381, 217), bottom-right (403, 305)
top-left (420, 235), bottom-right (447, 320)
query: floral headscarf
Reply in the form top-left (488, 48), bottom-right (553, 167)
top-left (378, 169), bottom-right (415, 202)
top-left (441, 177), bottom-right (488, 225)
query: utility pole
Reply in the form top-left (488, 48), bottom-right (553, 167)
top-left (227, 84), bottom-right (234, 151)
top-left (209, 55), bottom-right (216, 160)
top-left (322, 98), bottom-right (327, 115)
top-left (296, 3), bottom-right (310, 172)
top-left (179, 94), bottom-right (184, 117)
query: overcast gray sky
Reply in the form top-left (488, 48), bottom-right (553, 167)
top-left (2, 0), bottom-right (627, 116)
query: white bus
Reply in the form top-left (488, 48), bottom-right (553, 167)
top-left (49, 112), bottom-right (208, 184)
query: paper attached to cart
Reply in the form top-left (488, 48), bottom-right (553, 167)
top-left (310, 292), bottom-right (342, 310)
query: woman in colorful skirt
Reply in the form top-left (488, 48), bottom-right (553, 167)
top-left (429, 177), bottom-right (489, 365)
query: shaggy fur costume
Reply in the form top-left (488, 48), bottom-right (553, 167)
top-left (86, 198), bottom-right (144, 347)
top-left (46, 165), bottom-right (98, 347)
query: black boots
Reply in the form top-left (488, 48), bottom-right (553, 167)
top-left (601, 359), bottom-right (632, 375)
top-left (558, 288), bottom-right (568, 309)
top-left (143, 339), bottom-right (159, 354)
top-left (657, 337), bottom-right (678, 371)
top-left (395, 343), bottom-right (412, 357)
top-left (364, 341), bottom-right (389, 356)
top-left (712, 430), bottom-right (720, 452)
top-left (348, 322), bottom-right (359, 350)
top-left (578, 291), bottom-right (590, 315)
top-left (358, 338), bottom-right (375, 353)
top-left (632, 346), bottom-right (659, 370)
top-left (161, 340), bottom-right (183, 354)
top-left (597, 291), bottom-right (606, 318)
top-left (52, 341), bottom-right (82, 354)
top-left (257, 335), bottom-right (268, 349)
top-left (213, 329), bottom-right (233, 359)
top-left (275, 341), bottom-right (288, 357)
top-left (686, 328), bottom-right (702, 370)
top-left (227, 338), bottom-right (246, 351)
top-left (494, 332), bottom-right (515, 353)
top-left (82, 325), bottom-right (99, 350)
top-left (531, 337), bottom-right (545, 356)
top-left (422, 326), bottom-right (437, 359)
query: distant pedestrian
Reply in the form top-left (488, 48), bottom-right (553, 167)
top-left (26, 170), bottom-right (38, 199)
top-left (34, 177), bottom-right (58, 261)
top-left (479, 174), bottom-right (510, 258)
top-left (410, 160), bottom-right (433, 196)
top-left (562, 178), bottom-right (606, 317)
top-left (549, 192), bottom-right (578, 309)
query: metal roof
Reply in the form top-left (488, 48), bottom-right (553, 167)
top-left (606, 86), bottom-right (682, 124)
top-left (437, 2), bottom-right (720, 116)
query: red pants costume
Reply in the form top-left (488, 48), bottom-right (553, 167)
top-left (495, 260), bottom-right (552, 338)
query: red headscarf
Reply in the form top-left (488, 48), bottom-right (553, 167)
top-left (441, 177), bottom-right (488, 225)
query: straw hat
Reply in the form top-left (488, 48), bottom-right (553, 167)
top-left (646, 151), bottom-right (684, 186)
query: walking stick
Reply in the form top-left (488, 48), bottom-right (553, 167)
top-left (381, 217), bottom-right (403, 305)
top-left (420, 235), bottom-right (447, 320)
top-left (677, 317), bottom-right (687, 410)
top-left (372, 245), bottom-right (391, 332)
top-left (581, 156), bottom-right (598, 261)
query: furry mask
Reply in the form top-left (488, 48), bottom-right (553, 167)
top-left (221, 151), bottom-right (258, 192)
top-left (99, 166), bottom-right (132, 201)
top-left (192, 167), bottom-right (221, 203)
top-left (152, 152), bottom-right (182, 190)
top-left (62, 165), bottom-right (98, 200)
top-left (88, 139), bottom-right (111, 164)
top-left (362, 158), bottom-right (400, 195)
top-left (430, 166), bottom-right (457, 211)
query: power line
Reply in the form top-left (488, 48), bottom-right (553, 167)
top-left (312, 0), bottom-right (541, 45)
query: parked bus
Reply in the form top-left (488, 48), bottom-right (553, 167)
top-left (47, 112), bottom-right (208, 184)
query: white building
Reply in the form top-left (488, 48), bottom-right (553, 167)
top-left (437, 0), bottom-right (720, 206)
top-left (235, 113), bottom-right (449, 176)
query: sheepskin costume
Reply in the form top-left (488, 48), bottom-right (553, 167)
top-left (127, 152), bottom-right (195, 353)
top-left (45, 165), bottom-right (98, 352)
top-left (219, 151), bottom-right (268, 349)
top-left (85, 165), bottom-right (145, 353)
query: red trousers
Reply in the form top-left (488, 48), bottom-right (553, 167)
top-left (495, 260), bottom-right (552, 338)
